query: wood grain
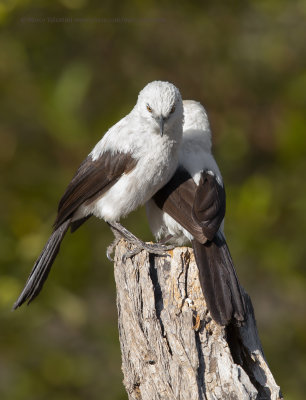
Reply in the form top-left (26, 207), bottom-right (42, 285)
top-left (114, 240), bottom-right (282, 400)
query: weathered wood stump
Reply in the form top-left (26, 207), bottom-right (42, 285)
top-left (114, 240), bottom-right (282, 400)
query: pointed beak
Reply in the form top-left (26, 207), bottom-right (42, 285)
top-left (158, 117), bottom-right (165, 137)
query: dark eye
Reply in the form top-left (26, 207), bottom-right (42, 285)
top-left (146, 104), bottom-right (152, 113)
top-left (170, 105), bottom-right (176, 114)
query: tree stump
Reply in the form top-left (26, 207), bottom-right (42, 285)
top-left (114, 240), bottom-right (283, 400)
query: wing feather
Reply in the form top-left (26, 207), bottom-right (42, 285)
top-left (54, 151), bottom-right (137, 229)
top-left (192, 172), bottom-right (226, 240)
top-left (153, 168), bottom-right (225, 243)
top-left (153, 167), bottom-right (207, 243)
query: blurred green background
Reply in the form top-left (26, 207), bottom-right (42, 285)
top-left (1, 1), bottom-right (305, 399)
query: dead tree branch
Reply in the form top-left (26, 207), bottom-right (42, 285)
top-left (114, 240), bottom-right (282, 400)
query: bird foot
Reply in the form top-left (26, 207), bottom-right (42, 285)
top-left (122, 241), bottom-right (174, 263)
top-left (107, 221), bottom-right (173, 262)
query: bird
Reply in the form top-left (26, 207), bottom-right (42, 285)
top-left (146, 100), bottom-right (246, 326)
top-left (14, 81), bottom-right (184, 309)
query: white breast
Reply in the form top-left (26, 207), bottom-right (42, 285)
top-left (76, 128), bottom-right (180, 222)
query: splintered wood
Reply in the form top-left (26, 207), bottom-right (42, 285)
top-left (114, 240), bottom-right (282, 400)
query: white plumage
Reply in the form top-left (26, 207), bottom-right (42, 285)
top-left (14, 81), bottom-right (184, 309)
top-left (75, 81), bottom-right (184, 222)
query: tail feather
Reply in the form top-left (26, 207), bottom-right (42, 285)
top-left (13, 219), bottom-right (71, 309)
top-left (192, 233), bottom-right (246, 326)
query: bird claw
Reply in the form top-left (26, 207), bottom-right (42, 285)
top-left (122, 242), bottom-right (174, 262)
top-left (106, 247), bottom-right (114, 261)
top-left (106, 237), bottom-right (120, 261)
top-left (107, 222), bottom-right (174, 262)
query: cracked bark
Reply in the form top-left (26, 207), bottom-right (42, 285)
top-left (114, 240), bottom-right (283, 400)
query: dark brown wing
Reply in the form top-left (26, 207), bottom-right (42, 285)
top-left (154, 168), bottom-right (244, 326)
top-left (153, 167), bottom-right (207, 243)
top-left (192, 171), bottom-right (226, 241)
top-left (54, 151), bottom-right (137, 230)
top-left (153, 168), bottom-right (225, 243)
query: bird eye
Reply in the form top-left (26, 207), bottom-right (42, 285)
top-left (170, 105), bottom-right (176, 114)
top-left (146, 104), bottom-right (152, 113)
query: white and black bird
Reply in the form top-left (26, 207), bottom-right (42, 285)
top-left (146, 100), bottom-right (246, 326)
top-left (14, 81), bottom-right (184, 309)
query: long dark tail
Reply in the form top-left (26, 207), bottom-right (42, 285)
top-left (192, 233), bottom-right (246, 326)
top-left (13, 219), bottom-right (71, 309)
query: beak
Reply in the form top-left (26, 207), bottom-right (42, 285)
top-left (157, 117), bottom-right (165, 137)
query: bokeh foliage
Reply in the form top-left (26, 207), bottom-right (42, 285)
top-left (1, 1), bottom-right (306, 399)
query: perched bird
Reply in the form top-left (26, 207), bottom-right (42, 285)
top-left (14, 81), bottom-right (184, 309)
top-left (146, 100), bottom-right (246, 326)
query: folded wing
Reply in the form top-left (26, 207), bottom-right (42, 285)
top-left (54, 151), bottom-right (137, 229)
top-left (153, 168), bottom-right (245, 325)
top-left (153, 168), bottom-right (225, 243)
top-left (192, 172), bottom-right (226, 241)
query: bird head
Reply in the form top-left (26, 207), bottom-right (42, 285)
top-left (182, 100), bottom-right (212, 152)
top-left (136, 81), bottom-right (183, 137)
